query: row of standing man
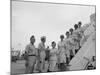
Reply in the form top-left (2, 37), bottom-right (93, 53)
top-left (24, 21), bottom-right (85, 73)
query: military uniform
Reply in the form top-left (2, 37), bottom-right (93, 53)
top-left (64, 37), bottom-right (75, 60)
top-left (58, 40), bottom-right (68, 71)
top-left (70, 28), bottom-right (84, 54)
top-left (25, 43), bottom-right (37, 73)
top-left (38, 42), bottom-right (46, 72)
top-left (64, 38), bottom-right (72, 63)
top-left (58, 41), bottom-right (66, 63)
top-left (49, 48), bottom-right (58, 71)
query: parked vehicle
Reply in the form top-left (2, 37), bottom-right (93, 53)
top-left (11, 50), bottom-right (20, 62)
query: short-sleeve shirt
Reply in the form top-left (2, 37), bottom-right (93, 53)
top-left (58, 41), bottom-right (66, 51)
top-left (38, 42), bottom-right (45, 51)
top-left (65, 36), bottom-right (79, 50)
top-left (58, 41), bottom-right (66, 56)
top-left (25, 43), bottom-right (37, 55)
top-left (58, 41), bottom-right (66, 63)
top-left (38, 42), bottom-right (46, 59)
top-left (64, 38), bottom-right (72, 50)
top-left (50, 48), bottom-right (58, 61)
top-left (72, 28), bottom-right (83, 40)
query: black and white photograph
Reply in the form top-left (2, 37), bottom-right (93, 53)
top-left (11, 0), bottom-right (96, 74)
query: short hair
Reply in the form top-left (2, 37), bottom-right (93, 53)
top-left (74, 24), bottom-right (78, 29)
top-left (60, 35), bottom-right (64, 39)
top-left (65, 31), bottom-right (69, 35)
top-left (69, 28), bottom-right (73, 32)
top-left (78, 21), bottom-right (82, 25)
top-left (52, 41), bottom-right (56, 45)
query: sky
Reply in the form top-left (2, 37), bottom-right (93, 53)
top-left (11, 1), bottom-right (95, 50)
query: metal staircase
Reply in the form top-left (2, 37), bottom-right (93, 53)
top-left (69, 24), bottom-right (96, 71)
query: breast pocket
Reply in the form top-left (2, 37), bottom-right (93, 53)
top-left (29, 46), bottom-right (36, 54)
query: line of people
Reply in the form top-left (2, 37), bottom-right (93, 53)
top-left (24, 21), bottom-right (86, 73)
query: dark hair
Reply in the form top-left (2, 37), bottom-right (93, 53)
top-left (69, 28), bottom-right (73, 32)
top-left (41, 38), bottom-right (45, 42)
top-left (65, 31), bottom-right (69, 35)
top-left (74, 24), bottom-right (78, 29)
top-left (78, 21), bottom-right (82, 25)
top-left (52, 41), bottom-right (56, 44)
top-left (60, 35), bottom-right (64, 39)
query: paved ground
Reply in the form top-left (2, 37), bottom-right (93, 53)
top-left (11, 60), bottom-right (70, 75)
top-left (11, 60), bottom-right (26, 75)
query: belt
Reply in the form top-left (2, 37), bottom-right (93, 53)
top-left (28, 55), bottom-right (36, 56)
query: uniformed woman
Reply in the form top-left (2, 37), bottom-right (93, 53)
top-left (49, 41), bottom-right (58, 72)
top-left (58, 35), bottom-right (66, 71)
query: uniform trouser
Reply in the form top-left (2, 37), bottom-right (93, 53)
top-left (49, 60), bottom-right (57, 71)
top-left (35, 59), bottom-right (41, 71)
top-left (40, 58), bottom-right (45, 72)
top-left (25, 56), bottom-right (36, 73)
top-left (40, 51), bottom-right (46, 72)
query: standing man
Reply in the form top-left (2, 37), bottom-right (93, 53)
top-left (38, 36), bottom-right (46, 72)
top-left (25, 35), bottom-right (37, 73)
